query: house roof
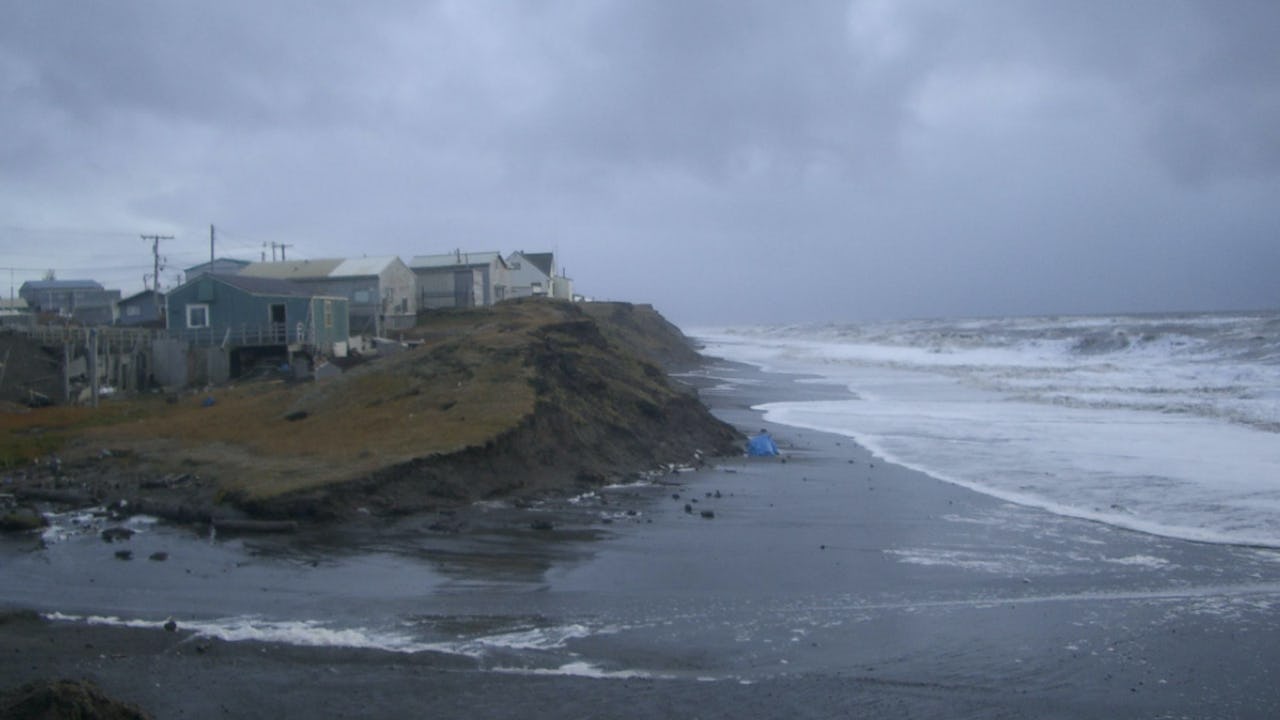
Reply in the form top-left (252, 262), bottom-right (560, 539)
top-left (410, 251), bottom-right (505, 270)
top-left (330, 256), bottom-right (403, 277)
top-left (208, 273), bottom-right (337, 299)
top-left (184, 257), bottom-right (250, 273)
top-left (515, 252), bottom-right (555, 277)
top-left (119, 289), bottom-right (164, 304)
top-left (237, 256), bottom-right (401, 280)
top-left (20, 279), bottom-right (105, 291)
top-left (238, 259), bottom-right (345, 280)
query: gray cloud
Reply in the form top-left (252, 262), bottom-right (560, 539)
top-left (2, 0), bottom-right (1277, 324)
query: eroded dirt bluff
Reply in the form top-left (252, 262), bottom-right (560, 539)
top-left (24, 299), bottom-right (741, 520)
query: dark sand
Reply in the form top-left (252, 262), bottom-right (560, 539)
top-left (4, 362), bottom-right (1280, 718)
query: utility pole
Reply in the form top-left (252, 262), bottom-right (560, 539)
top-left (270, 242), bottom-right (294, 261)
top-left (141, 234), bottom-right (174, 290)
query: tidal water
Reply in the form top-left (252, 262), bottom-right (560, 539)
top-left (696, 311), bottom-right (1280, 547)
top-left (3, 345), bottom-right (1280, 716)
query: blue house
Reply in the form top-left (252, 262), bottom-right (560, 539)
top-left (19, 279), bottom-right (121, 325)
top-left (166, 274), bottom-right (350, 361)
top-left (116, 289), bottom-right (166, 327)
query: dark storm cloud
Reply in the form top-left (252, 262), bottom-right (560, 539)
top-left (1, 1), bottom-right (1277, 323)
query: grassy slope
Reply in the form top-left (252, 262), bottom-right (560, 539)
top-left (5, 300), bottom-right (740, 517)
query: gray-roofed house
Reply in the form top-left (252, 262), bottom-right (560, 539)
top-left (184, 257), bottom-right (251, 280)
top-left (167, 274), bottom-right (349, 349)
top-left (116, 289), bottom-right (166, 327)
top-left (163, 273), bottom-right (350, 384)
top-left (410, 250), bottom-right (508, 310)
top-left (19, 279), bottom-right (121, 325)
top-left (236, 256), bottom-right (417, 337)
top-left (505, 251), bottom-right (573, 300)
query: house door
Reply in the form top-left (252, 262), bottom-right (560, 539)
top-left (269, 304), bottom-right (287, 343)
top-left (453, 271), bottom-right (474, 308)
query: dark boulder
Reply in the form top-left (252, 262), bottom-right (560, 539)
top-left (0, 679), bottom-right (151, 719)
top-left (101, 527), bottom-right (135, 543)
top-left (0, 507), bottom-right (47, 533)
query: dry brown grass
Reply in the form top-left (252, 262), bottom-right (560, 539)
top-left (12, 301), bottom-right (571, 499)
top-left (2, 299), bottom-right (698, 503)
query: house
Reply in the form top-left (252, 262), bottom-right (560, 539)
top-left (116, 289), bottom-right (166, 327)
top-left (236, 256), bottom-right (417, 337)
top-left (19, 279), bottom-right (121, 325)
top-left (162, 274), bottom-right (349, 386)
top-left (165, 272), bottom-right (349, 373)
top-left (410, 251), bottom-right (508, 310)
top-left (184, 257), bottom-right (251, 281)
top-left (505, 251), bottom-right (574, 300)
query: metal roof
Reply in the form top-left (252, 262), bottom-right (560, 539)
top-left (119, 289), bottom-right (164, 304)
top-left (237, 259), bottom-right (344, 280)
top-left (516, 252), bottom-right (555, 277)
top-left (238, 256), bottom-right (400, 280)
top-left (330, 256), bottom-right (401, 277)
top-left (20, 279), bottom-right (105, 291)
top-left (410, 251), bottom-right (504, 269)
top-left (184, 257), bottom-right (250, 273)
top-left (210, 274), bottom-right (335, 298)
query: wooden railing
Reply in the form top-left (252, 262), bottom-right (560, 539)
top-left (12, 323), bottom-right (315, 350)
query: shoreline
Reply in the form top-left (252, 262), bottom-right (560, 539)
top-left (698, 347), bottom-right (1280, 553)
top-left (5, 357), bottom-right (1280, 718)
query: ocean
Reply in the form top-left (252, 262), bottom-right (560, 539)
top-left (695, 310), bottom-right (1280, 548)
top-left (6, 310), bottom-right (1280, 714)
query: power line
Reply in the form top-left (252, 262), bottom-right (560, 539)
top-left (0, 224), bottom-right (142, 238)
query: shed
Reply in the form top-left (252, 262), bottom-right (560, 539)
top-left (411, 251), bottom-right (509, 309)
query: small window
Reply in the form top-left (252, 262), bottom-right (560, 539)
top-left (186, 304), bottom-right (210, 328)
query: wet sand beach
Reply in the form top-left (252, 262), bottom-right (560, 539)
top-left (4, 361), bottom-right (1280, 718)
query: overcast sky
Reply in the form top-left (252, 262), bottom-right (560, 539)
top-left (2, 1), bottom-right (1277, 325)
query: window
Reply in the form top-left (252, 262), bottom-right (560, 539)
top-left (186, 304), bottom-right (210, 328)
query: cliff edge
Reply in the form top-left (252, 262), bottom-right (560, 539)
top-left (2, 300), bottom-right (741, 522)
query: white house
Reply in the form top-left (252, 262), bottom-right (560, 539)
top-left (505, 251), bottom-right (573, 300)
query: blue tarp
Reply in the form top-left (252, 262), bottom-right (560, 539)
top-left (746, 432), bottom-right (779, 456)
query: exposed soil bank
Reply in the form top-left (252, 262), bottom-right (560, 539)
top-left (1, 300), bottom-right (741, 527)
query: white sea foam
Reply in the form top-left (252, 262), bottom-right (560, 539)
top-left (39, 509), bottom-right (160, 545)
top-left (1102, 555), bottom-right (1171, 569)
top-left (696, 312), bottom-right (1280, 548)
top-left (492, 661), bottom-right (660, 679)
top-left (45, 612), bottom-right (432, 653)
top-left (42, 611), bottom-right (626, 670)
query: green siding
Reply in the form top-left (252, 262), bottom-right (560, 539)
top-left (167, 277), bottom-right (349, 347)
